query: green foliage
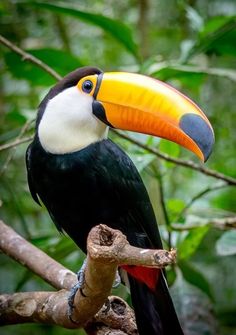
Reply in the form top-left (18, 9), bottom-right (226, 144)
top-left (28, 2), bottom-right (139, 59)
top-left (196, 16), bottom-right (236, 56)
top-left (167, 198), bottom-right (185, 220)
top-left (179, 260), bottom-right (214, 300)
top-left (178, 225), bottom-right (210, 260)
top-left (4, 48), bottom-right (82, 85)
top-left (1, 0), bottom-right (236, 334)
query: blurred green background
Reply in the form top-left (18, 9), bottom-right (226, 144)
top-left (0, 1), bottom-right (236, 334)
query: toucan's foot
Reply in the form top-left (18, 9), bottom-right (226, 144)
top-left (112, 270), bottom-right (121, 288)
top-left (67, 258), bottom-right (87, 321)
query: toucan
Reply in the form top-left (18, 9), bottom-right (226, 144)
top-left (26, 66), bottom-right (214, 335)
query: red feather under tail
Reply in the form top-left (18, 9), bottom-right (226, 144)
top-left (121, 265), bottom-right (184, 335)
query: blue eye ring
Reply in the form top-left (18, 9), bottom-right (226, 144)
top-left (82, 80), bottom-right (93, 93)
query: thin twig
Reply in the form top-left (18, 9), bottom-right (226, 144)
top-left (112, 130), bottom-right (236, 186)
top-left (171, 216), bottom-right (236, 231)
top-left (0, 34), bottom-right (62, 81)
top-left (175, 182), bottom-right (228, 222)
top-left (0, 136), bottom-right (34, 152)
top-left (150, 164), bottom-right (172, 248)
top-left (0, 120), bottom-right (33, 177)
top-left (211, 216), bottom-right (236, 229)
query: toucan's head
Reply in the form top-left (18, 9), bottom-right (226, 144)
top-left (37, 66), bottom-right (214, 161)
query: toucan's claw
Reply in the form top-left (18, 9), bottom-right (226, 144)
top-left (112, 270), bottom-right (121, 288)
top-left (67, 285), bottom-right (79, 323)
top-left (76, 258), bottom-right (87, 289)
top-left (67, 258), bottom-right (87, 322)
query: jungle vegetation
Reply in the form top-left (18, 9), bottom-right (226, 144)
top-left (0, 1), bottom-right (236, 334)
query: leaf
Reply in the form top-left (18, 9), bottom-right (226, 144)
top-left (4, 52), bottom-right (54, 86)
top-left (167, 198), bottom-right (186, 218)
top-left (150, 62), bottom-right (236, 83)
top-left (185, 16), bottom-right (236, 60)
top-left (216, 230), bottom-right (236, 256)
top-left (5, 108), bottom-right (27, 126)
top-left (208, 30), bottom-right (236, 56)
top-left (4, 48), bottom-right (82, 86)
top-left (28, 2), bottom-right (139, 59)
top-left (178, 225), bottom-right (209, 260)
top-left (179, 260), bottom-right (214, 300)
top-left (199, 16), bottom-right (235, 37)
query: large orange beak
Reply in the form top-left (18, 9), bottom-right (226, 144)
top-left (79, 72), bottom-right (214, 162)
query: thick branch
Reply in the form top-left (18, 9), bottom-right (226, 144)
top-left (88, 296), bottom-right (137, 335)
top-left (0, 221), bottom-right (175, 330)
top-left (0, 291), bottom-right (73, 328)
top-left (0, 292), bottom-right (136, 334)
top-left (70, 225), bottom-right (176, 324)
top-left (87, 224), bottom-right (176, 267)
top-left (0, 220), bottom-right (76, 290)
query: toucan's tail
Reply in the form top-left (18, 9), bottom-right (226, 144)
top-left (128, 271), bottom-right (184, 335)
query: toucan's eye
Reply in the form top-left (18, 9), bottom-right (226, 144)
top-left (82, 80), bottom-right (93, 93)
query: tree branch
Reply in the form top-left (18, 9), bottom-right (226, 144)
top-left (138, 0), bottom-right (149, 58)
top-left (0, 292), bottom-right (136, 334)
top-left (0, 221), bottom-right (175, 331)
top-left (210, 216), bottom-right (236, 230)
top-left (0, 119), bottom-right (33, 177)
top-left (0, 136), bottom-right (34, 152)
top-left (0, 34), bottom-right (62, 81)
top-left (171, 216), bottom-right (236, 231)
top-left (0, 291), bottom-right (74, 328)
top-left (174, 182), bottom-right (228, 222)
top-left (0, 220), bottom-right (76, 290)
top-left (88, 296), bottom-right (137, 335)
top-left (112, 130), bottom-right (236, 186)
top-left (87, 224), bottom-right (176, 267)
top-left (54, 14), bottom-right (72, 53)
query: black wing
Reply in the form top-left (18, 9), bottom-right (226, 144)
top-left (89, 139), bottom-right (163, 249)
top-left (26, 144), bottom-right (41, 206)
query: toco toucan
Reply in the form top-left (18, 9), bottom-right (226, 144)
top-left (26, 67), bottom-right (214, 335)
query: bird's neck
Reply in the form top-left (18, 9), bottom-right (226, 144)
top-left (37, 87), bottom-right (109, 154)
top-left (38, 117), bottom-right (108, 154)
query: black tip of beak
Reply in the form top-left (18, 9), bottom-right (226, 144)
top-left (180, 114), bottom-right (215, 162)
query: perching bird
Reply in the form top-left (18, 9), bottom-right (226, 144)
top-left (26, 67), bottom-right (214, 335)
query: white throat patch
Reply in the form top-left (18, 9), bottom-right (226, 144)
top-left (38, 86), bottom-right (108, 154)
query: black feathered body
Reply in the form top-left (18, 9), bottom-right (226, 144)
top-left (27, 137), bottom-right (161, 250)
top-left (26, 137), bottom-right (183, 335)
